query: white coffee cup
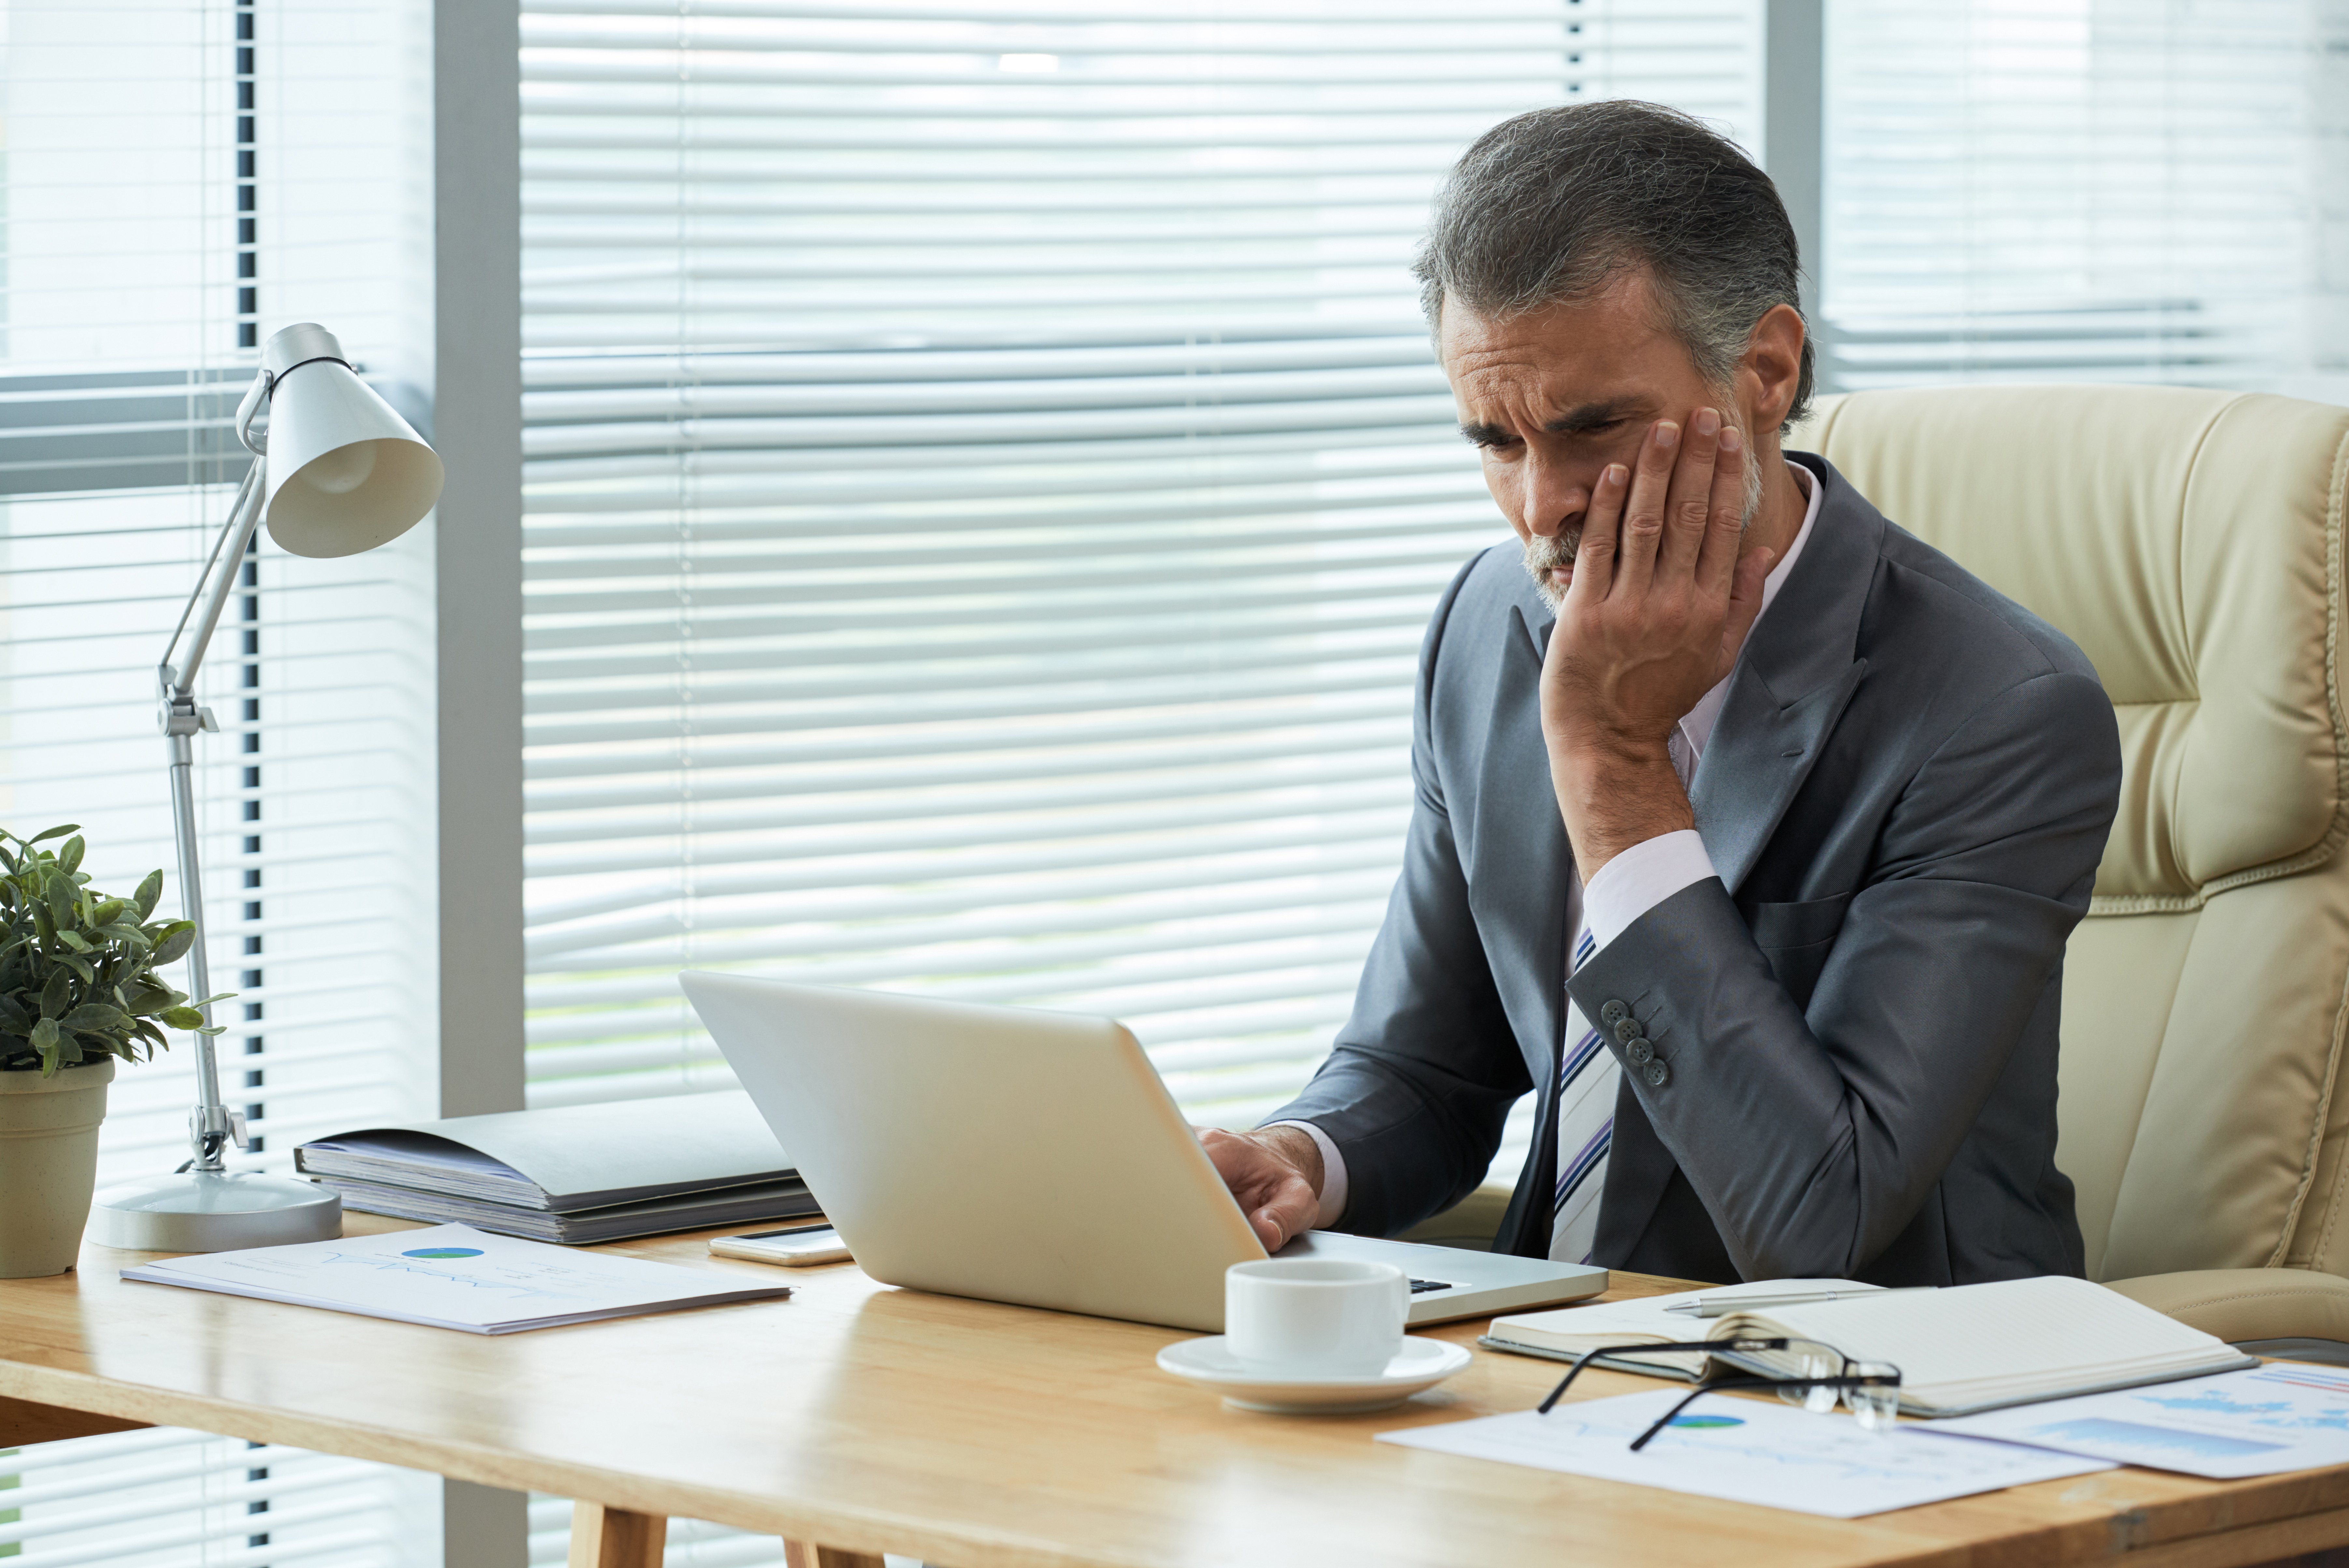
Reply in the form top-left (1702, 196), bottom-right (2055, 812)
top-left (1224, 1258), bottom-right (1409, 1377)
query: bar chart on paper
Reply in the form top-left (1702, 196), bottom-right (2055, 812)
top-left (1935, 1365), bottom-right (2349, 1478)
top-left (119, 1223), bottom-right (794, 1332)
top-left (1376, 1391), bottom-right (2113, 1517)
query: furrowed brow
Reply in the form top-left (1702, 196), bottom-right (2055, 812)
top-left (1544, 400), bottom-right (1642, 436)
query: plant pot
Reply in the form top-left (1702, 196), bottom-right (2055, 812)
top-left (0, 1056), bottom-right (115, 1277)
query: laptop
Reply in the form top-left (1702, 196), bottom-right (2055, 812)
top-left (681, 972), bottom-right (1607, 1333)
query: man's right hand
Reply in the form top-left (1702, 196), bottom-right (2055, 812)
top-left (1196, 1124), bottom-right (1324, 1252)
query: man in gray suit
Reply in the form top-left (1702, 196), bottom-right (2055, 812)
top-left (1200, 102), bottom-right (2122, 1287)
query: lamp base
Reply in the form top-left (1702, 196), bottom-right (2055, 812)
top-left (90, 1170), bottom-right (341, 1253)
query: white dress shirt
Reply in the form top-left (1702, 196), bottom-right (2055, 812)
top-left (1276, 462), bottom-right (1823, 1227)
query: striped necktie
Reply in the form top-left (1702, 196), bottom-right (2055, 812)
top-left (1549, 725), bottom-right (1696, 1264)
top-left (1549, 922), bottom-right (1617, 1263)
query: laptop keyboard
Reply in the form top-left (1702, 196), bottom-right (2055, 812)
top-left (1408, 1278), bottom-right (1453, 1294)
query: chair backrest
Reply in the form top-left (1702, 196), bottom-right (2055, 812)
top-left (1789, 386), bottom-right (2349, 1281)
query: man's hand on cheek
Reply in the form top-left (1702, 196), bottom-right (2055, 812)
top-left (1540, 409), bottom-right (1774, 875)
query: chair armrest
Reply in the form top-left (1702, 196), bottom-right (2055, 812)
top-left (1395, 1182), bottom-right (1516, 1252)
top-left (2103, 1268), bottom-right (2349, 1343)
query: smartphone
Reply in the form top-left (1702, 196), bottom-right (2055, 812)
top-left (708, 1222), bottom-right (852, 1267)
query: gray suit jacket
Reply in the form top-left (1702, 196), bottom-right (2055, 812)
top-left (1265, 455), bottom-right (2121, 1285)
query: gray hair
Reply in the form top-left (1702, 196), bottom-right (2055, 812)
top-left (1414, 100), bottom-right (1814, 429)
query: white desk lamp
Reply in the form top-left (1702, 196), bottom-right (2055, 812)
top-left (90, 323), bottom-right (443, 1252)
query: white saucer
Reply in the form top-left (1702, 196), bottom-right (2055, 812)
top-left (1155, 1335), bottom-right (1474, 1415)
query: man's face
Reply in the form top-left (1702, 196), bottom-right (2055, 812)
top-left (1439, 270), bottom-right (1758, 610)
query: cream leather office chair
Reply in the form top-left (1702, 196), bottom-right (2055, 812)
top-left (1791, 385), bottom-right (2349, 1349)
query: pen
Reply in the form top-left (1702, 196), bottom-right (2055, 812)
top-left (1663, 1286), bottom-right (1936, 1319)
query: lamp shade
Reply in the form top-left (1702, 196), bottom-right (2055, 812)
top-left (261, 356), bottom-right (444, 559)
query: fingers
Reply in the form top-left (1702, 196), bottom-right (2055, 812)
top-left (1196, 1126), bottom-right (1320, 1251)
top-left (1693, 420), bottom-right (1749, 596)
top-left (1655, 408), bottom-right (1722, 581)
top-left (1611, 419), bottom-right (1681, 597)
top-left (1250, 1172), bottom-right (1320, 1252)
top-left (1561, 461), bottom-right (1628, 608)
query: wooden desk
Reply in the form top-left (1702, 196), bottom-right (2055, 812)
top-left (2, 1214), bottom-right (2347, 1568)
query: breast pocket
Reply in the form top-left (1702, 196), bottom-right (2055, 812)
top-left (1737, 890), bottom-right (1855, 1003)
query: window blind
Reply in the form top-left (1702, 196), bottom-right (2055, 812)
top-left (0, 1), bottom-right (435, 1563)
top-left (1820, 0), bottom-right (2343, 400)
top-left (517, 0), bottom-right (1762, 1135)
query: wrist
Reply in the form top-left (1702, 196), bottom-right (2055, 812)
top-left (1252, 1123), bottom-right (1325, 1196)
top-left (1549, 735), bottom-right (1693, 878)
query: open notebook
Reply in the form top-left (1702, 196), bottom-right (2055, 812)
top-left (1485, 1275), bottom-right (2257, 1417)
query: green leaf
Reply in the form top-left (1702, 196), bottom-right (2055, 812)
top-left (63, 1003), bottom-right (132, 1034)
top-left (133, 870), bottom-right (162, 922)
top-left (28, 1016), bottom-right (59, 1073)
top-left (38, 968), bottom-right (70, 1020)
top-left (159, 1006), bottom-right (206, 1030)
top-left (123, 981), bottom-right (179, 1016)
top-left (56, 836), bottom-right (83, 874)
top-left (53, 929), bottom-right (90, 953)
top-left (149, 923), bottom-right (196, 967)
top-left (89, 898), bottom-right (123, 928)
top-left (93, 923), bottom-right (148, 950)
top-left (51, 954), bottom-right (92, 985)
top-left (0, 994), bottom-right (28, 1034)
top-left (26, 825), bottom-right (79, 845)
top-left (30, 907), bottom-right (52, 945)
top-left (44, 875), bottom-right (73, 928)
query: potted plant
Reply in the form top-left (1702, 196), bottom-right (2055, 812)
top-left (0, 825), bottom-right (224, 1277)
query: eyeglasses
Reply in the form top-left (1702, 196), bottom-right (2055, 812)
top-left (1536, 1337), bottom-right (1903, 1450)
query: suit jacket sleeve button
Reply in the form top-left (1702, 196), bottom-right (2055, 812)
top-left (1642, 1058), bottom-right (1671, 1088)
top-left (1627, 1038), bottom-right (1654, 1066)
top-left (1600, 1000), bottom-right (1630, 1027)
top-left (1612, 1017), bottom-right (1644, 1045)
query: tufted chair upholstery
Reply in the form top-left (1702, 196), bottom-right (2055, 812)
top-left (1789, 386), bottom-right (2349, 1340)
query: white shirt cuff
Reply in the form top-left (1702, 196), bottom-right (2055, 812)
top-left (1265, 1119), bottom-right (1348, 1228)
top-left (1581, 829), bottom-right (1718, 952)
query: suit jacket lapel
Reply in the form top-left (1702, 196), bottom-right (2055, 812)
top-left (1474, 598), bottom-right (1571, 1077)
top-left (1478, 593), bottom-right (1574, 1256)
top-left (1689, 455), bottom-right (1880, 896)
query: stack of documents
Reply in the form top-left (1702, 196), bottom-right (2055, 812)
top-left (293, 1093), bottom-right (822, 1244)
top-left (1485, 1275), bottom-right (2255, 1417)
top-left (121, 1223), bottom-right (794, 1333)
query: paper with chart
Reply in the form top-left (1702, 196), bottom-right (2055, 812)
top-left (1932, 1363), bottom-right (2349, 1478)
top-left (1377, 1391), bottom-right (2113, 1517)
top-left (120, 1222), bottom-right (793, 1333)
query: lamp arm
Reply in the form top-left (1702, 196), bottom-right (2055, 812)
top-left (159, 457), bottom-right (266, 701)
top-left (156, 451), bottom-right (269, 1172)
top-left (164, 711), bottom-right (234, 1169)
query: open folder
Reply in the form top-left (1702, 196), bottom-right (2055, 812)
top-left (293, 1092), bottom-right (822, 1244)
top-left (1484, 1275), bottom-right (2256, 1417)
